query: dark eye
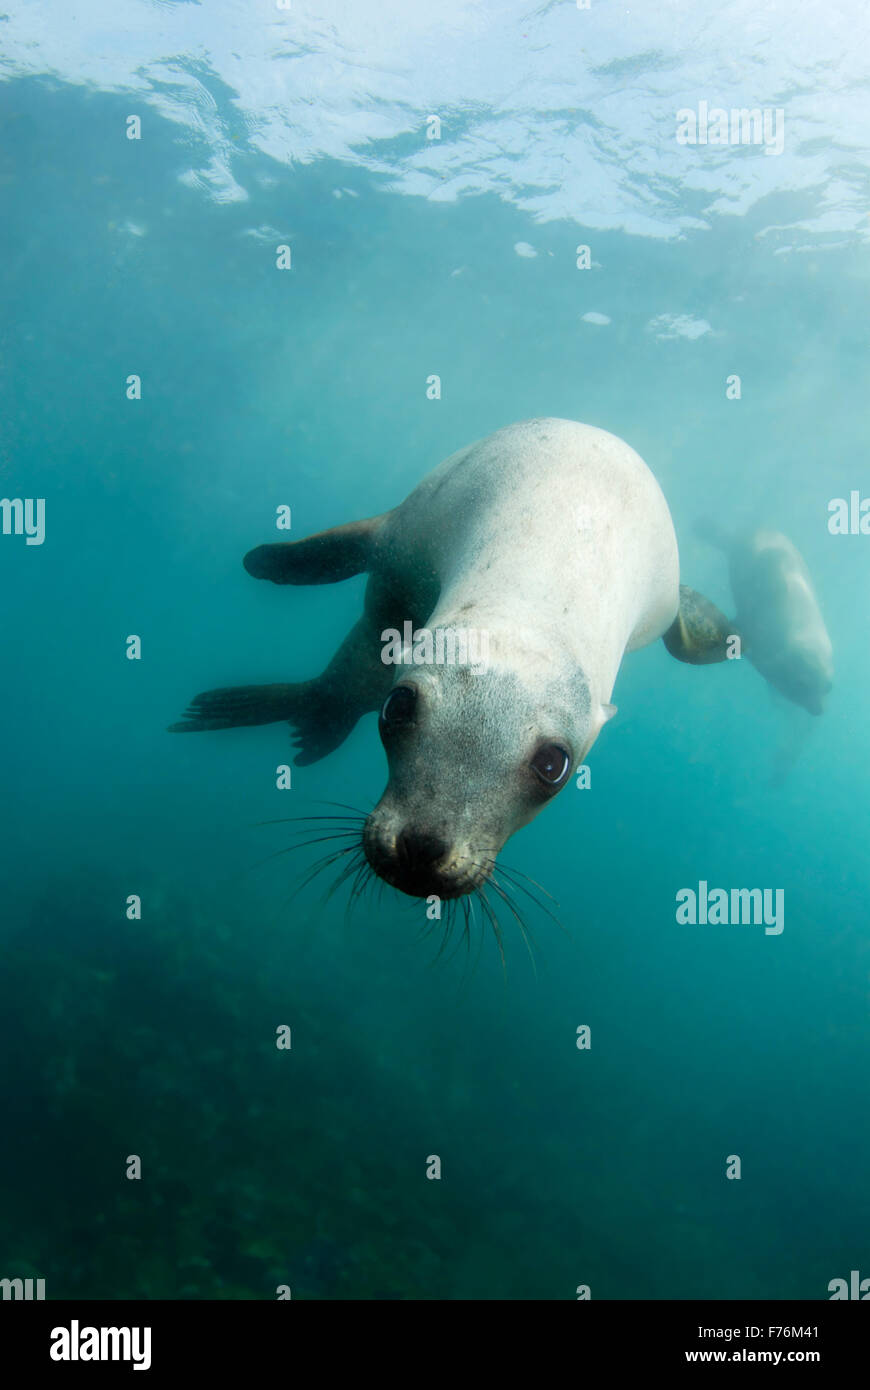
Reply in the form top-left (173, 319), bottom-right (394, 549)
top-left (530, 743), bottom-right (570, 787)
top-left (380, 685), bottom-right (417, 728)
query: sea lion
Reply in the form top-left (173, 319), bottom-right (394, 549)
top-left (697, 522), bottom-right (833, 715)
top-left (171, 419), bottom-right (732, 899)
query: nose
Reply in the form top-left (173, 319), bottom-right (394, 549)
top-left (396, 828), bottom-right (448, 870)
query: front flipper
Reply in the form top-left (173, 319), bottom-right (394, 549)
top-left (244, 514), bottom-right (388, 585)
top-left (663, 584), bottom-right (736, 665)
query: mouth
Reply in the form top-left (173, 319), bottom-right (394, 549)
top-left (250, 801), bottom-right (560, 968)
top-left (371, 864), bottom-right (487, 900)
top-left (362, 821), bottom-right (492, 900)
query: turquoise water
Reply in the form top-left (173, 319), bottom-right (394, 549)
top-left (1, 3), bottom-right (868, 1300)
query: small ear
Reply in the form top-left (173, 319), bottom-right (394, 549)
top-left (600, 702), bottom-right (617, 723)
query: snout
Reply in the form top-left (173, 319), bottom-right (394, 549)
top-left (363, 815), bottom-right (491, 899)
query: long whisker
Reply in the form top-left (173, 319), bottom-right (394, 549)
top-left (497, 860), bottom-right (560, 905)
top-left (489, 874), bottom-right (538, 977)
top-left (246, 800), bottom-right (558, 976)
top-left (414, 895), bottom-right (466, 972)
top-left (347, 855), bottom-right (378, 927)
top-left (344, 856), bottom-right (373, 927)
top-left (469, 895), bottom-right (487, 974)
top-left (443, 896), bottom-right (483, 998)
top-left (324, 848), bottom-right (368, 906)
top-left (429, 911), bottom-right (454, 963)
top-left (448, 896), bottom-right (476, 971)
top-left (262, 828), bottom-right (362, 847)
top-left (492, 862), bottom-right (563, 931)
top-left (287, 843), bottom-right (359, 904)
top-left (476, 885), bottom-right (506, 978)
top-left (253, 815), bottom-right (366, 828)
top-left (244, 830), bottom-right (360, 875)
top-left (298, 799), bottom-right (370, 817)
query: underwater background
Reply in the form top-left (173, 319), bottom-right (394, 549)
top-left (1, 0), bottom-right (868, 1300)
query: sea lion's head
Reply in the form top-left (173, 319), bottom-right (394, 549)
top-left (363, 661), bottom-right (608, 899)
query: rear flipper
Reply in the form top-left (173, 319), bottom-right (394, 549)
top-left (170, 683), bottom-right (301, 732)
top-left (169, 610), bottom-right (397, 765)
top-left (663, 584), bottom-right (737, 665)
top-left (168, 680), bottom-right (359, 765)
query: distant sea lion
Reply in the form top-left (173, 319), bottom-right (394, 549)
top-left (172, 419), bottom-right (733, 899)
top-left (697, 522), bottom-right (833, 715)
